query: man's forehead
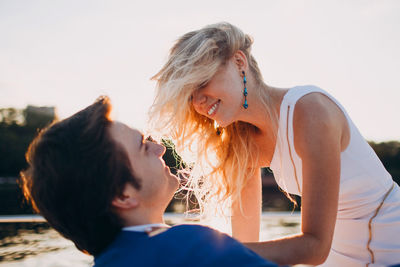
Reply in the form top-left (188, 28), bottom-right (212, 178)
top-left (110, 121), bottom-right (142, 143)
top-left (114, 121), bottom-right (137, 131)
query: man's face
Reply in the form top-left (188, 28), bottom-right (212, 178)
top-left (109, 121), bottom-right (179, 211)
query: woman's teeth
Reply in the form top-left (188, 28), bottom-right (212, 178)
top-left (207, 101), bottom-right (219, 116)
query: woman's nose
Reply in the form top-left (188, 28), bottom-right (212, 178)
top-left (192, 91), bottom-right (207, 111)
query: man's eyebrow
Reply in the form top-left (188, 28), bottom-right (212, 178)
top-left (146, 135), bottom-right (155, 143)
top-left (139, 134), bottom-right (144, 149)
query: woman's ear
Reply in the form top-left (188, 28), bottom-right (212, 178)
top-left (233, 50), bottom-right (249, 73)
top-left (111, 184), bottom-right (139, 210)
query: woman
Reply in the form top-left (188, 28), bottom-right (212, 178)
top-left (149, 22), bottom-right (400, 266)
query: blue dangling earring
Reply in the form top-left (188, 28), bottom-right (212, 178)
top-left (242, 71), bottom-right (248, 109)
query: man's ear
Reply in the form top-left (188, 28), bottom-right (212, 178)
top-left (111, 183), bottom-right (139, 210)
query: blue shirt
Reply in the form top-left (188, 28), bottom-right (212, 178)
top-left (94, 224), bottom-right (278, 267)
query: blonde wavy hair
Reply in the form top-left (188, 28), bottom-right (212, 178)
top-left (149, 22), bottom-right (278, 216)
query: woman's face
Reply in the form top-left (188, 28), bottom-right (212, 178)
top-left (192, 59), bottom-right (244, 127)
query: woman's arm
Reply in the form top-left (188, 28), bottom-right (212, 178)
top-left (244, 93), bottom-right (348, 265)
top-left (231, 168), bottom-right (262, 242)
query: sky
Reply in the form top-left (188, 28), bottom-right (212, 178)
top-left (1, 0), bottom-right (399, 141)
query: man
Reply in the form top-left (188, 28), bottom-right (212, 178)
top-left (21, 96), bottom-right (278, 267)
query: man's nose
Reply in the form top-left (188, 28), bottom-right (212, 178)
top-left (151, 142), bottom-right (166, 157)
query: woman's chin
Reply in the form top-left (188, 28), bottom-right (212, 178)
top-left (216, 119), bottom-right (232, 128)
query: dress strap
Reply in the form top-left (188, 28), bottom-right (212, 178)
top-left (366, 182), bottom-right (396, 266)
top-left (286, 103), bottom-right (302, 194)
top-left (283, 86), bottom-right (324, 195)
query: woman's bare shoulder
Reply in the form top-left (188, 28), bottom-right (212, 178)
top-left (294, 92), bottom-right (342, 121)
top-left (293, 92), bottom-right (350, 154)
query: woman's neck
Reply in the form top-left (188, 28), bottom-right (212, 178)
top-left (240, 84), bottom-right (289, 166)
top-left (238, 83), bottom-right (288, 136)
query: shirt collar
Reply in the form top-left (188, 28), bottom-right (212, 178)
top-left (122, 223), bottom-right (170, 233)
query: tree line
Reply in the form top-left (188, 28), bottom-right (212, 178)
top-left (0, 106), bottom-right (399, 214)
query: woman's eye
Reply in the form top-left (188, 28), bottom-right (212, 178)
top-left (198, 81), bottom-right (208, 89)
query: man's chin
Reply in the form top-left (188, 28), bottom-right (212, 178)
top-left (170, 173), bottom-right (180, 190)
top-left (163, 168), bottom-right (180, 189)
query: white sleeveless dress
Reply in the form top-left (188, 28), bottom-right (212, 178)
top-left (269, 85), bottom-right (400, 267)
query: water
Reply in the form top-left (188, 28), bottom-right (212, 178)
top-left (0, 212), bottom-right (301, 267)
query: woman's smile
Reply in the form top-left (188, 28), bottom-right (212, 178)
top-left (207, 99), bottom-right (221, 116)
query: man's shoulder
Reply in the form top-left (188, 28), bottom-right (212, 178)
top-left (94, 225), bottom-right (278, 267)
top-left (166, 224), bottom-right (239, 246)
top-left (163, 224), bottom-right (278, 266)
top-left (167, 223), bottom-right (219, 235)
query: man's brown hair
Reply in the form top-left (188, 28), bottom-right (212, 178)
top-left (20, 96), bottom-right (140, 255)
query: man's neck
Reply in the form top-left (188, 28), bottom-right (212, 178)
top-left (122, 210), bottom-right (165, 228)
